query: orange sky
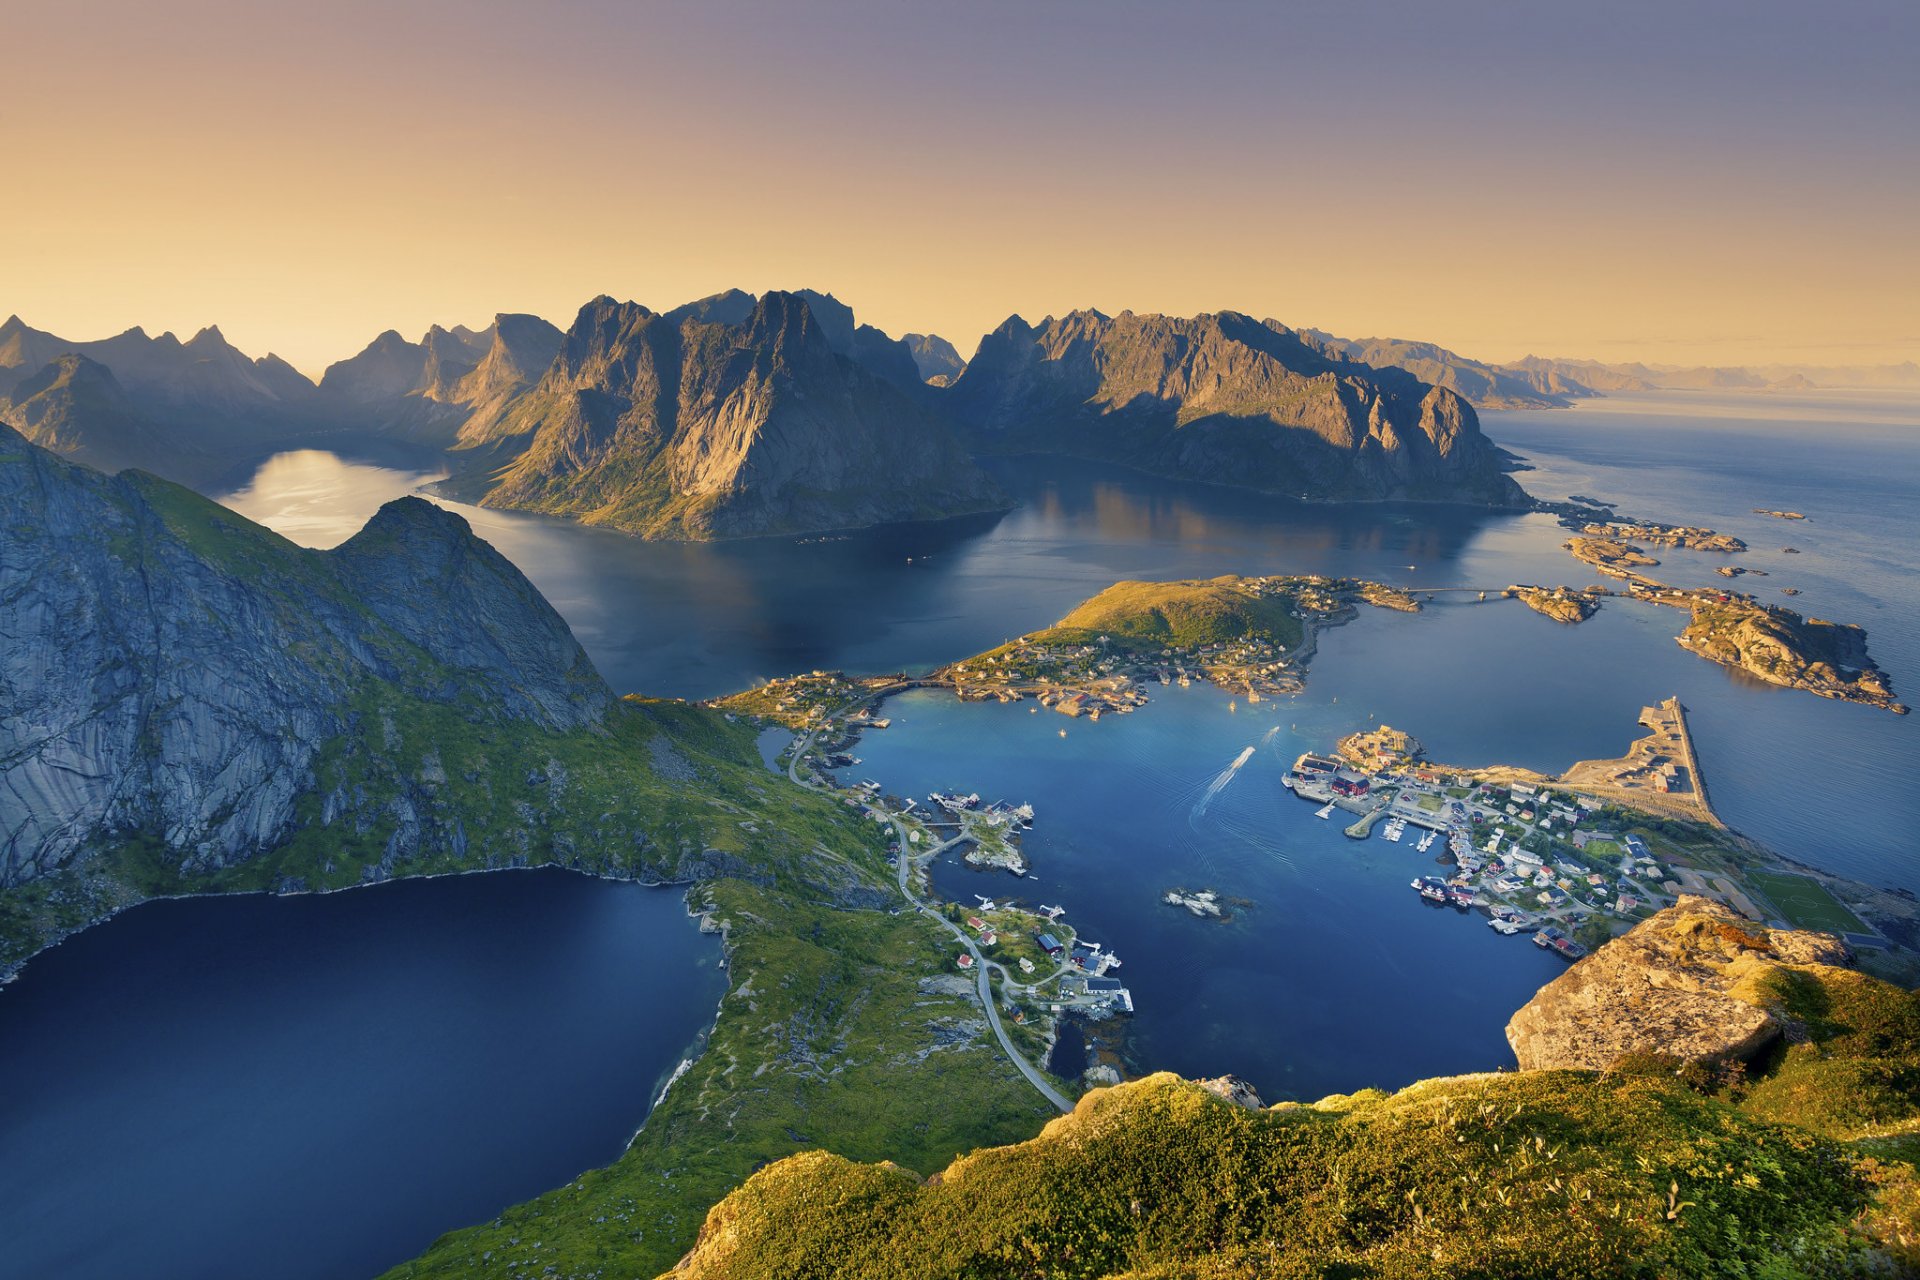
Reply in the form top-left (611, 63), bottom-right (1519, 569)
top-left (3, 0), bottom-right (1915, 376)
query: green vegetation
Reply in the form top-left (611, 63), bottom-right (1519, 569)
top-left (1737, 967), bottom-right (1920, 1142)
top-left (2, 672), bottom-right (1056, 1280)
top-left (1043, 576), bottom-right (1304, 651)
top-left (1752, 870), bottom-right (1871, 935)
top-left (670, 1068), bottom-right (1909, 1279)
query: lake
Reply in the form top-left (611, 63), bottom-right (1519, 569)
top-left (0, 871), bottom-right (724, 1280)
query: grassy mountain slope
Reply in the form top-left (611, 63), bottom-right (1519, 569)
top-left (1, 433), bottom-right (1054, 1276)
top-left (670, 953), bottom-right (1920, 1279)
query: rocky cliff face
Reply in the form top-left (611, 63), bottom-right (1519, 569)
top-left (316, 316), bottom-right (566, 446)
top-left (0, 427), bottom-right (609, 887)
top-left (944, 310), bottom-right (1530, 506)
top-left (1506, 895), bottom-right (1853, 1071)
top-left (466, 291), bottom-right (1004, 538)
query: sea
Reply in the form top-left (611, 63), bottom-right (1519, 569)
top-left (4, 387), bottom-right (1913, 1277)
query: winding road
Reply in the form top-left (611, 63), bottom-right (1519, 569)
top-left (786, 698), bottom-right (1074, 1114)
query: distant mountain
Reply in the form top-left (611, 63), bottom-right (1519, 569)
top-left (447, 314), bottom-right (568, 447)
top-left (904, 332), bottom-right (965, 384)
top-left (664, 289), bottom-right (759, 329)
top-left (318, 315), bottom-right (563, 444)
top-left (0, 354), bottom-right (194, 476)
top-left (1292, 337), bottom-right (1920, 408)
top-left (1303, 331), bottom-right (1573, 409)
top-left (0, 316), bottom-right (316, 424)
top-left (453, 291), bottom-right (1005, 539)
top-left (945, 310), bottom-right (1529, 506)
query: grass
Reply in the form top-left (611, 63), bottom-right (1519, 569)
top-left (669, 1069), bottom-right (1900, 1279)
top-left (1751, 870), bottom-right (1869, 934)
top-left (1044, 577), bottom-right (1304, 652)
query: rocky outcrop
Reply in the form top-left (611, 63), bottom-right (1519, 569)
top-left (465, 291), bottom-right (1004, 539)
top-left (0, 427), bottom-right (610, 886)
top-left (944, 309), bottom-right (1530, 506)
top-left (1505, 895), bottom-right (1853, 1071)
top-left (1680, 600), bottom-right (1905, 713)
top-left (1509, 585), bottom-right (1599, 623)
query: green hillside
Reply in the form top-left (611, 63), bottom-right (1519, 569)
top-left (668, 961), bottom-right (1920, 1278)
top-left (1044, 576), bottom-right (1304, 650)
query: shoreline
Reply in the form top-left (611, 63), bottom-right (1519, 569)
top-left (0, 860), bottom-right (708, 992)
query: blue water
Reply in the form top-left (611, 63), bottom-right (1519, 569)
top-left (0, 871), bottom-right (724, 1280)
top-left (167, 386), bottom-right (1919, 1251)
top-left (856, 684), bottom-right (1566, 1100)
top-left (220, 391), bottom-right (1920, 893)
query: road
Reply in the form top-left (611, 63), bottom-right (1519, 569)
top-left (785, 696), bottom-right (1074, 1114)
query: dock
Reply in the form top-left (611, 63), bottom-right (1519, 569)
top-left (1344, 807), bottom-right (1387, 839)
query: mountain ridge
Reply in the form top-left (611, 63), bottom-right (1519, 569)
top-left (455, 290), bottom-right (1007, 539)
top-left (947, 308), bottom-right (1530, 506)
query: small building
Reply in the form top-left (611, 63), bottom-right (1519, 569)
top-left (1330, 771), bottom-right (1370, 797)
top-left (1036, 932), bottom-right (1064, 956)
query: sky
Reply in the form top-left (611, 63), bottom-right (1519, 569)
top-left (2, 0), bottom-right (1915, 376)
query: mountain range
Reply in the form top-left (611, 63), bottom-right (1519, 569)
top-left (4, 424), bottom-right (1917, 1279)
top-left (12, 293), bottom-right (1909, 536)
top-left (1303, 329), bottom-right (1920, 408)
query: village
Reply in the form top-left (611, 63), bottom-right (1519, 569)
top-left (737, 681), bottom-right (1142, 1042)
top-left (1287, 719), bottom-right (1698, 959)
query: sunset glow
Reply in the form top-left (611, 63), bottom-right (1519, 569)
top-left (5, 0), bottom-right (1914, 373)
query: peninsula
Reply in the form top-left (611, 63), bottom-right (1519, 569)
top-left (1281, 697), bottom-right (1917, 966)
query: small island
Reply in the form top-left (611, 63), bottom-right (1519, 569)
top-left (1565, 535), bottom-right (1659, 574)
top-left (1161, 887), bottom-right (1225, 918)
top-left (1755, 509), bottom-right (1809, 520)
top-left (1679, 599), bottom-right (1905, 713)
top-left (1577, 521), bottom-right (1747, 552)
top-left (1555, 520), bottom-right (1902, 713)
top-left (936, 574), bottom-right (1405, 711)
top-left (1508, 584), bottom-right (1601, 623)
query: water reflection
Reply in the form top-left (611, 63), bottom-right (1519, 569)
top-left (220, 451), bottom-right (1516, 698)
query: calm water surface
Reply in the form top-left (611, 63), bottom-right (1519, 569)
top-left (219, 391), bottom-right (1920, 892)
top-left (0, 872), bottom-right (723, 1280)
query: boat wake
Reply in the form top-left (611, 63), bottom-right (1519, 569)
top-left (1191, 745), bottom-right (1256, 820)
